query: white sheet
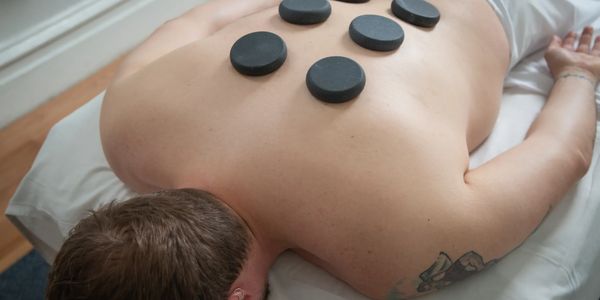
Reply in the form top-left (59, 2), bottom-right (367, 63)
top-left (6, 8), bottom-right (600, 300)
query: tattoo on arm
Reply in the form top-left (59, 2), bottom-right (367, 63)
top-left (416, 251), bottom-right (497, 293)
top-left (386, 280), bottom-right (410, 300)
top-left (387, 251), bottom-right (497, 299)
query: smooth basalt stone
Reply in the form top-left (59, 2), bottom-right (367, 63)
top-left (230, 31), bottom-right (287, 76)
top-left (335, 0), bottom-right (370, 3)
top-left (306, 56), bottom-right (366, 103)
top-left (349, 14), bottom-right (405, 51)
top-left (279, 0), bottom-right (332, 25)
top-left (391, 0), bottom-right (440, 28)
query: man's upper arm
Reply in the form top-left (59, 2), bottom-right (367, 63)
top-left (461, 135), bottom-right (587, 259)
top-left (113, 0), bottom-right (279, 82)
top-left (385, 139), bottom-right (584, 298)
top-left (401, 135), bottom-right (588, 297)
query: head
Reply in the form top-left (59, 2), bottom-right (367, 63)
top-left (47, 189), bottom-right (274, 300)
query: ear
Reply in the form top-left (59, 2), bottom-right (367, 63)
top-left (228, 288), bottom-right (246, 300)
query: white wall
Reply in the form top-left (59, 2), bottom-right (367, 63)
top-left (0, 0), bottom-right (83, 45)
top-left (0, 0), bottom-right (208, 129)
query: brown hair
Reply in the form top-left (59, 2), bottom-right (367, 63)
top-left (46, 189), bottom-right (250, 300)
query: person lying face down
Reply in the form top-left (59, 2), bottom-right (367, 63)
top-left (46, 0), bottom-right (600, 299)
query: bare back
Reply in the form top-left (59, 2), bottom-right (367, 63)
top-left (101, 0), bottom-right (510, 298)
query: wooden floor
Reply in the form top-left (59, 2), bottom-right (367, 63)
top-left (0, 57), bottom-right (124, 272)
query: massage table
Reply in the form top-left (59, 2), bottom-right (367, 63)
top-left (6, 2), bottom-right (600, 299)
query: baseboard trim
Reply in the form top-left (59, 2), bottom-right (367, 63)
top-left (0, 0), bottom-right (125, 68)
top-left (0, 0), bottom-right (207, 128)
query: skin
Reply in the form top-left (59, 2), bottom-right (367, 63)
top-left (100, 0), bottom-right (599, 299)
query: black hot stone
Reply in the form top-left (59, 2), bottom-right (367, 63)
top-left (391, 0), bottom-right (440, 28)
top-left (335, 0), bottom-right (370, 3)
top-left (349, 15), bottom-right (405, 51)
top-left (279, 0), bottom-right (332, 25)
top-left (306, 56), bottom-right (366, 103)
top-left (230, 31), bottom-right (287, 76)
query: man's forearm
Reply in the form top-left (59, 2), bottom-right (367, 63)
top-left (526, 67), bottom-right (598, 173)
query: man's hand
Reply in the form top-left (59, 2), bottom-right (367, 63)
top-left (545, 26), bottom-right (600, 84)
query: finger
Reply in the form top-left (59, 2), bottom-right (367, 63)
top-left (593, 36), bottom-right (600, 56)
top-left (549, 35), bottom-right (563, 49)
top-left (563, 31), bottom-right (578, 50)
top-left (577, 26), bottom-right (594, 53)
